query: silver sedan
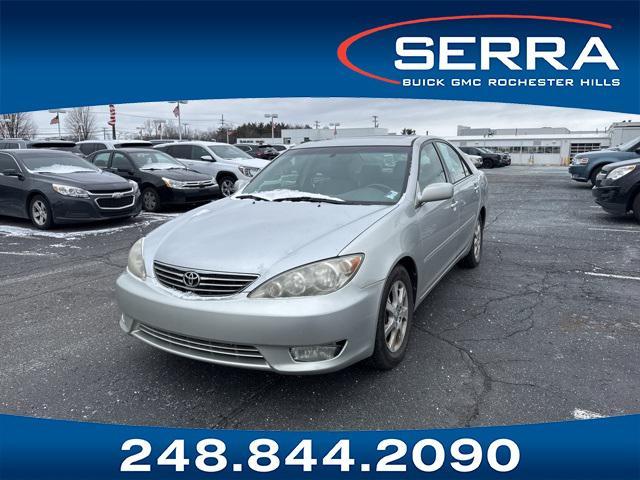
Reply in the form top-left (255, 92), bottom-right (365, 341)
top-left (116, 136), bottom-right (488, 374)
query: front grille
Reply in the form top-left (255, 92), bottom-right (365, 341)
top-left (154, 261), bottom-right (258, 297)
top-left (96, 195), bottom-right (135, 208)
top-left (135, 323), bottom-right (267, 367)
top-left (181, 179), bottom-right (215, 188)
top-left (87, 187), bottom-right (131, 194)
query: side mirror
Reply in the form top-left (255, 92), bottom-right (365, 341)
top-left (200, 155), bottom-right (213, 161)
top-left (1, 169), bottom-right (24, 180)
top-left (232, 179), bottom-right (249, 194)
top-left (419, 182), bottom-right (453, 204)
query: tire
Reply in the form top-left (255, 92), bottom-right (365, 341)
top-left (589, 166), bottom-right (603, 186)
top-left (371, 265), bottom-right (414, 370)
top-left (141, 187), bottom-right (161, 212)
top-left (29, 195), bottom-right (53, 230)
top-left (459, 215), bottom-right (484, 268)
top-left (482, 158), bottom-right (493, 169)
top-left (633, 192), bottom-right (640, 224)
top-left (218, 174), bottom-right (237, 197)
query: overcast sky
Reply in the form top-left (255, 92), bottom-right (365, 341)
top-left (29, 98), bottom-right (639, 139)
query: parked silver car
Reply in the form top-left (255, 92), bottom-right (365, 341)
top-left (154, 141), bottom-right (269, 197)
top-left (116, 136), bottom-right (488, 374)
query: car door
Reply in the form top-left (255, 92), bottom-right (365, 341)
top-left (0, 153), bottom-right (27, 217)
top-left (109, 152), bottom-right (137, 181)
top-left (415, 142), bottom-right (461, 296)
top-left (435, 141), bottom-right (479, 252)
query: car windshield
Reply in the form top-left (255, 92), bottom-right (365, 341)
top-left (208, 144), bottom-right (253, 159)
top-left (21, 152), bottom-right (99, 173)
top-left (240, 146), bottom-right (410, 205)
top-left (614, 135), bottom-right (640, 151)
top-left (129, 150), bottom-right (184, 170)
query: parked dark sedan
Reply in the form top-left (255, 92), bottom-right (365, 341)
top-left (458, 146), bottom-right (506, 168)
top-left (593, 158), bottom-right (640, 222)
top-left (0, 149), bottom-right (140, 229)
top-left (569, 135), bottom-right (640, 184)
top-left (235, 143), bottom-right (280, 160)
top-left (86, 148), bottom-right (219, 212)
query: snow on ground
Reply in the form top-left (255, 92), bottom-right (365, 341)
top-left (0, 220), bottom-right (155, 239)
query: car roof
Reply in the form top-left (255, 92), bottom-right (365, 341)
top-left (2, 148), bottom-right (78, 158)
top-left (154, 140), bottom-right (230, 147)
top-left (116, 147), bottom-right (162, 152)
top-left (292, 135), bottom-right (434, 149)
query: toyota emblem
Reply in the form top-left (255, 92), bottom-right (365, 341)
top-left (182, 271), bottom-right (200, 288)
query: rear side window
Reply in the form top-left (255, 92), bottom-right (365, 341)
top-left (79, 143), bottom-right (97, 155)
top-left (167, 144), bottom-right (192, 158)
top-left (436, 142), bottom-right (468, 183)
top-left (3, 142), bottom-right (20, 149)
top-left (418, 143), bottom-right (447, 188)
top-left (93, 152), bottom-right (111, 168)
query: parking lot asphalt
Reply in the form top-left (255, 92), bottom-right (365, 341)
top-left (1, 166), bottom-right (639, 430)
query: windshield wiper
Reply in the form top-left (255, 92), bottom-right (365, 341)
top-left (272, 196), bottom-right (344, 204)
top-left (236, 194), bottom-right (270, 201)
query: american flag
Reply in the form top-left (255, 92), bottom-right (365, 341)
top-left (173, 104), bottom-right (180, 117)
top-left (107, 104), bottom-right (116, 126)
top-left (50, 114), bottom-right (59, 125)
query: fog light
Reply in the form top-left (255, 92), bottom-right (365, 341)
top-left (289, 342), bottom-right (345, 362)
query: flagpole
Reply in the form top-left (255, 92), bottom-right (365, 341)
top-left (169, 101), bottom-right (188, 140)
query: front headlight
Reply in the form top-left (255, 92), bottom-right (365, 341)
top-left (573, 157), bottom-right (589, 165)
top-left (249, 254), bottom-right (364, 298)
top-left (162, 177), bottom-right (187, 189)
top-left (128, 180), bottom-right (140, 195)
top-left (127, 238), bottom-right (146, 280)
top-left (606, 164), bottom-right (636, 181)
top-left (52, 183), bottom-right (89, 198)
top-left (238, 166), bottom-right (260, 178)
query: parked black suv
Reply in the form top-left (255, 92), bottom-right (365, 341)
top-left (569, 135), bottom-right (640, 184)
top-left (458, 146), bottom-right (507, 168)
top-left (592, 158), bottom-right (640, 223)
top-left (0, 149), bottom-right (140, 229)
top-left (87, 148), bottom-right (219, 212)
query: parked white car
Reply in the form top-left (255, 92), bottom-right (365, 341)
top-left (155, 141), bottom-right (269, 196)
top-left (76, 139), bottom-right (153, 157)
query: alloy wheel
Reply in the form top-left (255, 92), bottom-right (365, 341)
top-left (143, 191), bottom-right (157, 211)
top-left (384, 280), bottom-right (409, 353)
top-left (220, 179), bottom-right (234, 197)
top-left (31, 200), bottom-right (48, 226)
top-left (473, 221), bottom-right (482, 261)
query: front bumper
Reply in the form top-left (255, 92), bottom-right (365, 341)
top-left (162, 185), bottom-right (220, 205)
top-left (51, 193), bottom-right (141, 223)
top-left (568, 164), bottom-right (588, 181)
top-left (116, 272), bottom-right (383, 374)
top-left (592, 185), bottom-right (628, 215)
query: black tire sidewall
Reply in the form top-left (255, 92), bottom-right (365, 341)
top-left (372, 266), bottom-right (414, 368)
top-left (29, 195), bottom-right (53, 230)
top-left (142, 187), bottom-right (160, 212)
top-left (633, 192), bottom-right (640, 223)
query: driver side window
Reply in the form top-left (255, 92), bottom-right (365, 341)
top-left (418, 143), bottom-right (447, 190)
top-left (191, 146), bottom-right (209, 160)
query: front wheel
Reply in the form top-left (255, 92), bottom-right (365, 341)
top-left (633, 192), bottom-right (640, 224)
top-left (29, 195), bottom-right (53, 230)
top-left (218, 175), bottom-right (236, 197)
top-left (482, 158), bottom-right (493, 169)
top-left (459, 215), bottom-right (484, 268)
top-left (141, 187), bottom-right (161, 212)
top-left (589, 166), bottom-right (603, 186)
top-left (371, 266), bottom-right (414, 370)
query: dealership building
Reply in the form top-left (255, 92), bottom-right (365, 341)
top-left (447, 121), bottom-right (640, 166)
top-left (237, 127), bottom-right (389, 146)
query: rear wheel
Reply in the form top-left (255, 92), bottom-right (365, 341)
top-left (482, 158), bottom-right (493, 169)
top-left (371, 266), bottom-right (414, 370)
top-left (218, 174), bottom-right (236, 197)
top-left (29, 195), bottom-right (53, 230)
top-left (142, 187), bottom-right (161, 212)
top-left (459, 215), bottom-right (484, 268)
top-left (633, 192), bottom-right (640, 224)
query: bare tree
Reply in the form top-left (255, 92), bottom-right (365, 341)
top-left (0, 112), bottom-right (37, 139)
top-left (65, 107), bottom-right (97, 140)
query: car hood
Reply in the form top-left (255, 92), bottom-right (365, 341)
top-left (32, 170), bottom-right (131, 191)
top-left (142, 168), bottom-right (211, 181)
top-left (148, 198), bottom-right (394, 276)
top-left (601, 157), bottom-right (640, 172)
top-left (224, 157), bottom-right (269, 169)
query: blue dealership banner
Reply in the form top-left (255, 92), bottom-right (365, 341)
top-left (1, 414), bottom-right (639, 479)
top-left (0, 0), bottom-right (638, 113)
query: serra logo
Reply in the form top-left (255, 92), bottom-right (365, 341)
top-left (337, 14), bottom-right (618, 85)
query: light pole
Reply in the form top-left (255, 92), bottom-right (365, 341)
top-left (329, 122), bottom-right (341, 136)
top-left (49, 109), bottom-right (66, 138)
top-left (264, 113), bottom-right (279, 140)
top-left (372, 115), bottom-right (379, 128)
top-left (168, 100), bottom-right (188, 140)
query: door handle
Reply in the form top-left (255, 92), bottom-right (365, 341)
top-left (473, 182), bottom-right (479, 191)
top-left (450, 200), bottom-right (459, 209)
